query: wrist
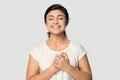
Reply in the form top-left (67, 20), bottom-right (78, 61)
top-left (64, 64), bottom-right (73, 72)
top-left (49, 66), bottom-right (59, 74)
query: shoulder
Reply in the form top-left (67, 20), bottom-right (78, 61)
top-left (71, 41), bottom-right (86, 52)
top-left (70, 41), bottom-right (87, 60)
top-left (30, 41), bottom-right (44, 52)
top-left (29, 41), bottom-right (45, 60)
top-left (71, 41), bottom-right (84, 49)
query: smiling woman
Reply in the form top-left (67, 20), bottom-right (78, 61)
top-left (26, 4), bottom-right (92, 80)
top-left (44, 4), bottom-right (69, 38)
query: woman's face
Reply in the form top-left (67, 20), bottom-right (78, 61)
top-left (46, 10), bottom-right (66, 36)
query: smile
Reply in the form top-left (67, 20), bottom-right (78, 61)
top-left (52, 25), bottom-right (60, 29)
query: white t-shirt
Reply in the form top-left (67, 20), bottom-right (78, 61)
top-left (29, 41), bottom-right (87, 80)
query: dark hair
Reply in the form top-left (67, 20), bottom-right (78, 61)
top-left (47, 31), bottom-right (67, 38)
top-left (44, 4), bottom-right (69, 37)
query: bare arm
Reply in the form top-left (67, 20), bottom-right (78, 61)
top-left (54, 53), bottom-right (92, 80)
top-left (65, 55), bottom-right (92, 80)
top-left (26, 55), bottom-right (59, 80)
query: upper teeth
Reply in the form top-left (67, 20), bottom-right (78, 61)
top-left (53, 26), bottom-right (59, 29)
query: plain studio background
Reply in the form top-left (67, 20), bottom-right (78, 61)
top-left (0, 0), bottom-right (119, 80)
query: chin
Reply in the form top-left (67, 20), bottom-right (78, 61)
top-left (51, 32), bottom-right (63, 35)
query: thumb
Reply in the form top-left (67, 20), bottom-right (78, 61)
top-left (62, 52), bottom-right (68, 60)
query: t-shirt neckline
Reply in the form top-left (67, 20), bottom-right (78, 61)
top-left (44, 40), bottom-right (72, 54)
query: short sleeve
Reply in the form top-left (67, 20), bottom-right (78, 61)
top-left (29, 46), bottom-right (40, 61)
top-left (77, 44), bottom-right (87, 60)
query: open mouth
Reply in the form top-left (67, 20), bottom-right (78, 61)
top-left (52, 25), bottom-right (60, 29)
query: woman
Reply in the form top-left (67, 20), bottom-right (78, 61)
top-left (26, 4), bottom-right (92, 80)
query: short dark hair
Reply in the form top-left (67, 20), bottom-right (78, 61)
top-left (44, 4), bottom-right (69, 25)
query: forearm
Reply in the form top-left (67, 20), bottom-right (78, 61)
top-left (28, 67), bottom-right (56, 80)
top-left (65, 65), bottom-right (92, 80)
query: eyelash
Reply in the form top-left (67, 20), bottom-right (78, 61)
top-left (59, 17), bottom-right (64, 20)
top-left (48, 18), bottom-right (53, 20)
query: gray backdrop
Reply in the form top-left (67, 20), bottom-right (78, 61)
top-left (0, 0), bottom-right (120, 80)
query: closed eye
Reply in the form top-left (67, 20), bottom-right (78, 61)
top-left (48, 18), bottom-right (54, 20)
top-left (58, 17), bottom-right (64, 20)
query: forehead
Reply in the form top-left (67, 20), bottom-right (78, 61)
top-left (47, 10), bottom-right (65, 17)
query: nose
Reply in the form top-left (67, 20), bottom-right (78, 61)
top-left (54, 18), bottom-right (58, 24)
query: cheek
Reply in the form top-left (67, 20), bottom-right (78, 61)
top-left (46, 21), bottom-right (51, 27)
top-left (46, 19), bottom-right (51, 24)
top-left (63, 20), bottom-right (67, 26)
top-left (59, 20), bottom-right (66, 25)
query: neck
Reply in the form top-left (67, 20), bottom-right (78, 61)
top-left (47, 34), bottom-right (68, 46)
